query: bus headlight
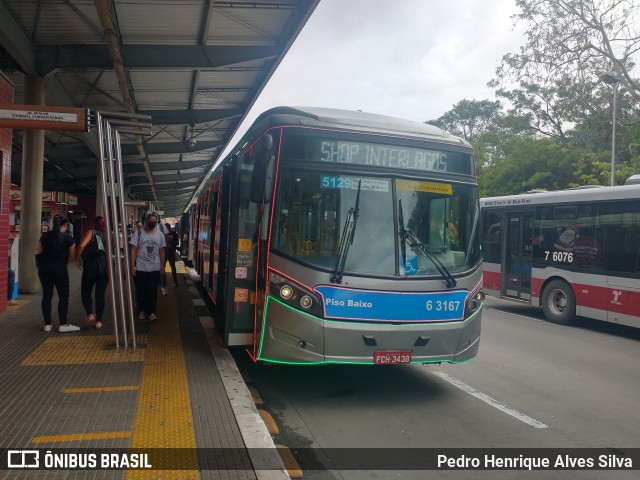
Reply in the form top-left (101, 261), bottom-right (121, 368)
top-left (280, 285), bottom-right (294, 299)
top-left (466, 289), bottom-right (484, 314)
top-left (269, 271), bottom-right (323, 317)
top-left (300, 295), bottom-right (313, 309)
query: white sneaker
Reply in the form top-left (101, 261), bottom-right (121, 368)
top-left (59, 324), bottom-right (80, 333)
top-left (161, 287), bottom-right (168, 296)
top-left (138, 312), bottom-right (146, 320)
top-left (43, 324), bottom-right (52, 332)
top-left (149, 313), bottom-right (158, 322)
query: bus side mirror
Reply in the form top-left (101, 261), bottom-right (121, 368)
top-left (250, 134), bottom-right (276, 204)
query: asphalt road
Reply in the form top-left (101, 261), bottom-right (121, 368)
top-left (234, 297), bottom-right (640, 479)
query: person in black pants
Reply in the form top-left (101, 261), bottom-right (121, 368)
top-left (37, 214), bottom-right (79, 332)
top-left (130, 212), bottom-right (166, 322)
top-left (163, 223), bottom-right (179, 286)
top-left (76, 216), bottom-right (109, 329)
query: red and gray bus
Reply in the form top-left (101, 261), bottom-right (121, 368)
top-left (480, 184), bottom-right (640, 327)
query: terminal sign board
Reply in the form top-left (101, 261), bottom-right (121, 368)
top-left (0, 104), bottom-right (90, 132)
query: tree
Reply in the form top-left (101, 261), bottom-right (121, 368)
top-left (426, 99), bottom-right (502, 142)
top-left (493, 0), bottom-right (640, 102)
top-left (478, 137), bottom-right (578, 196)
top-left (493, 76), bottom-right (605, 144)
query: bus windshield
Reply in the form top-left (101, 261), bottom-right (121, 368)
top-left (272, 168), bottom-right (481, 277)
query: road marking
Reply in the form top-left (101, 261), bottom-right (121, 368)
top-left (258, 409), bottom-right (280, 435)
top-left (276, 445), bottom-right (303, 478)
top-left (432, 371), bottom-right (549, 429)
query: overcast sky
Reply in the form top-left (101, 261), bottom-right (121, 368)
top-left (216, 0), bottom-right (526, 163)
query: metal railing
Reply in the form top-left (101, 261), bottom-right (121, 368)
top-left (95, 111), bottom-right (152, 348)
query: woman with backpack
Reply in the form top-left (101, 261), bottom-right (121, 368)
top-left (76, 216), bottom-right (109, 329)
top-left (36, 214), bottom-right (79, 332)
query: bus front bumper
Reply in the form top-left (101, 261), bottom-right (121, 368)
top-left (257, 299), bottom-right (482, 365)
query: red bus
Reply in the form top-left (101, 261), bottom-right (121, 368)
top-left (480, 184), bottom-right (640, 327)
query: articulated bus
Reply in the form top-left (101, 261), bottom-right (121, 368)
top-left (188, 107), bottom-right (484, 364)
top-left (480, 185), bottom-right (640, 327)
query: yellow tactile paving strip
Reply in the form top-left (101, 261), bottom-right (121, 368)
top-left (20, 335), bottom-right (147, 365)
top-left (126, 286), bottom-right (199, 480)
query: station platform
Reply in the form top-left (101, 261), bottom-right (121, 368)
top-left (0, 261), bottom-right (289, 480)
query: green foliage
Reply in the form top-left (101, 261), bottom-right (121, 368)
top-left (426, 99), bottom-right (502, 142)
top-left (426, 0), bottom-right (640, 195)
top-left (477, 138), bottom-right (577, 197)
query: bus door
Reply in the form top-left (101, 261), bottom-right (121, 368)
top-left (503, 212), bottom-right (534, 300)
top-left (214, 166), bottom-right (231, 331)
top-left (222, 156), bottom-right (258, 347)
top-left (179, 211), bottom-right (190, 261)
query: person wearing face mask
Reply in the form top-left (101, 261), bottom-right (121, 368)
top-left (129, 211), bottom-right (166, 322)
top-left (36, 214), bottom-right (79, 332)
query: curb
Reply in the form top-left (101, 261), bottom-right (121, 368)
top-left (187, 267), bottom-right (290, 480)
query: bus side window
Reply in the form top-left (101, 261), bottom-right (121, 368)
top-left (624, 230), bottom-right (640, 272)
top-left (603, 226), bottom-right (629, 272)
top-left (481, 211), bottom-right (501, 263)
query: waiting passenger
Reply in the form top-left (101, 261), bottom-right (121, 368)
top-left (76, 216), bottom-right (109, 329)
top-left (36, 214), bottom-right (79, 332)
top-left (130, 211), bottom-right (166, 322)
top-left (163, 223), bottom-right (179, 287)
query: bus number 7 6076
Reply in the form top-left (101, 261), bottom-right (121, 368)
top-left (544, 251), bottom-right (574, 263)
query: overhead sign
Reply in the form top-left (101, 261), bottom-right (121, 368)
top-left (0, 104), bottom-right (90, 132)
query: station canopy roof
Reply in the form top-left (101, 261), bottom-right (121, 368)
top-left (0, 0), bottom-right (318, 217)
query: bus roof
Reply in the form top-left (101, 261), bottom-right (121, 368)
top-left (625, 174), bottom-right (640, 185)
top-left (253, 106), bottom-right (472, 148)
top-left (480, 183), bottom-right (640, 208)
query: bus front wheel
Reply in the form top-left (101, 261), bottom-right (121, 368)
top-left (541, 280), bottom-right (576, 325)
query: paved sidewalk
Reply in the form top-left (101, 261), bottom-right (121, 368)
top-left (0, 261), bottom-right (287, 480)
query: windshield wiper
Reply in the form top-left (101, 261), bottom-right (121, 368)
top-left (465, 203), bottom-right (480, 261)
top-left (398, 199), bottom-right (408, 267)
top-left (398, 199), bottom-right (457, 288)
top-left (331, 180), bottom-right (362, 284)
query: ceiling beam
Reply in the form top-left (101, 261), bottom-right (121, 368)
top-left (35, 44), bottom-right (279, 74)
top-left (124, 159), bottom-right (213, 173)
top-left (128, 171), bottom-right (204, 182)
top-left (0, 0), bottom-right (36, 74)
top-left (139, 108), bottom-right (243, 125)
top-left (46, 139), bottom-right (222, 160)
top-left (130, 180), bottom-right (201, 192)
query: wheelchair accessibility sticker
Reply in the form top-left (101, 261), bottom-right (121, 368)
top-left (402, 255), bottom-right (418, 275)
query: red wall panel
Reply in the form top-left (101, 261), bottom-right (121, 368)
top-left (0, 74), bottom-right (14, 312)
